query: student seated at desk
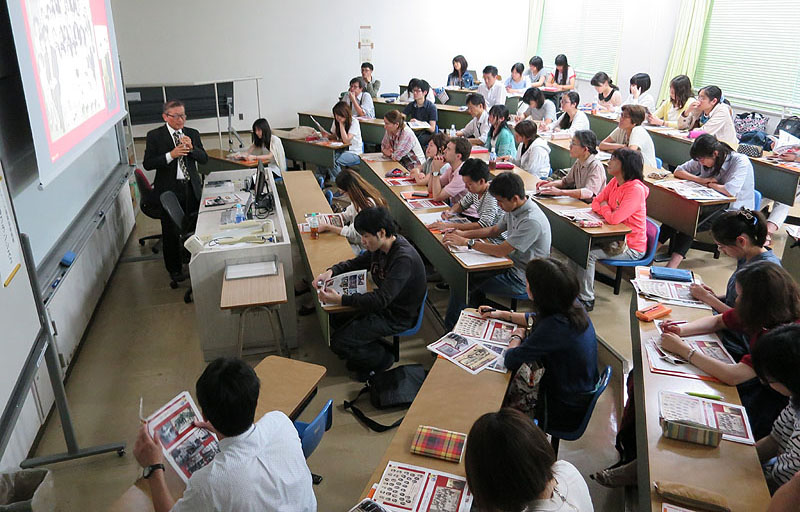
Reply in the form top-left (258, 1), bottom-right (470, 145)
top-left (398, 77), bottom-right (436, 104)
top-left (381, 110), bottom-right (426, 169)
top-left (343, 76), bottom-right (375, 119)
top-left (660, 261), bottom-right (797, 439)
top-left (523, 55), bottom-right (547, 88)
top-left (360, 62), bottom-right (380, 98)
top-left (481, 257), bottom-right (599, 432)
top-left (547, 92), bottom-right (590, 134)
top-left (536, 130), bottom-right (606, 200)
top-left (573, 148), bottom-right (649, 311)
top-left (620, 73), bottom-right (656, 112)
top-left (428, 137), bottom-right (471, 205)
top-left (317, 101), bottom-right (363, 180)
top-left (505, 62), bottom-right (530, 94)
top-left (132, 357), bottom-right (317, 512)
top-left (599, 105), bottom-right (657, 168)
top-left (514, 87), bottom-right (556, 126)
top-left (546, 54), bottom-right (576, 92)
top-left (500, 120), bottom-right (550, 178)
top-left (316, 207), bottom-right (426, 380)
top-left (658, 134), bottom-right (754, 268)
top-left (245, 118), bottom-right (287, 177)
top-left (456, 93), bottom-right (490, 145)
top-left (477, 65), bottom-right (507, 109)
top-left (428, 158), bottom-right (504, 234)
top-left (465, 408), bottom-right (594, 512)
top-left (647, 74), bottom-right (695, 128)
top-left (403, 79), bottom-right (438, 147)
top-left (485, 105), bottom-right (517, 159)
top-left (318, 169), bottom-right (387, 252)
top-left (590, 72), bottom-right (622, 110)
top-left (447, 54), bottom-right (474, 88)
top-left (442, 172), bottom-right (552, 330)
top-left (409, 132), bottom-right (449, 185)
top-left (752, 325), bottom-right (800, 493)
top-left (677, 85), bottom-right (738, 148)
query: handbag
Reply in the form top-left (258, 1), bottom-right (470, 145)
top-left (775, 116), bottom-right (800, 139)
top-left (503, 361), bottom-right (545, 418)
top-left (737, 144), bottom-right (763, 158)
top-left (343, 364), bottom-right (427, 432)
top-left (734, 112), bottom-right (768, 136)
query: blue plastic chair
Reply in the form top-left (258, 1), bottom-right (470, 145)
top-left (294, 399), bottom-right (333, 484)
top-left (509, 291), bottom-right (529, 311)
top-left (753, 189), bottom-right (762, 211)
top-left (598, 219), bottom-right (660, 295)
top-left (546, 365), bottom-right (612, 455)
top-left (655, 157), bottom-right (663, 169)
top-left (317, 175), bottom-right (325, 190)
top-left (324, 189), bottom-right (333, 206)
top-left (390, 290), bottom-right (428, 361)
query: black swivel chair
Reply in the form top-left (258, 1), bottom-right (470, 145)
top-left (134, 169), bottom-right (163, 253)
top-left (160, 191), bottom-right (194, 304)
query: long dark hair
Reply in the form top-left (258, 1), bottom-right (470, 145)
top-left (689, 134), bottom-right (733, 175)
top-left (486, 105), bottom-right (510, 140)
top-left (558, 91), bottom-right (580, 130)
top-left (711, 208), bottom-right (768, 248)
top-left (525, 258), bottom-right (589, 331)
top-left (331, 101), bottom-right (353, 141)
top-left (465, 408), bottom-right (555, 511)
top-left (554, 54), bottom-right (569, 85)
top-left (451, 55), bottom-right (468, 79)
top-left (334, 169), bottom-right (387, 211)
top-left (670, 75), bottom-right (692, 109)
top-left (251, 118), bottom-right (272, 149)
top-left (753, 324), bottom-right (800, 407)
top-left (514, 120), bottom-right (538, 155)
top-left (735, 261), bottom-right (800, 333)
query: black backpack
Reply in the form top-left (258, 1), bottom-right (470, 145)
top-left (343, 364), bottom-right (427, 432)
top-left (775, 116), bottom-right (800, 139)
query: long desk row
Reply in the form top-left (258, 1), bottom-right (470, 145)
top-left (587, 111), bottom-right (800, 205)
top-left (297, 111), bottom-right (426, 147)
top-left (629, 269), bottom-right (770, 511)
top-left (396, 84), bottom-right (529, 112)
top-left (373, 97), bottom-right (473, 131)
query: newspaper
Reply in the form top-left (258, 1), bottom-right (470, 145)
top-left (631, 279), bottom-right (711, 309)
top-left (372, 460), bottom-right (473, 512)
top-left (785, 224), bottom-right (800, 240)
top-left (146, 391), bottom-right (220, 483)
top-left (659, 390), bottom-right (755, 445)
top-left (553, 206), bottom-right (605, 224)
top-left (653, 179), bottom-right (729, 201)
top-left (645, 323), bottom-right (735, 382)
top-left (305, 212), bottom-right (345, 228)
top-left (407, 198), bottom-right (448, 210)
top-left (772, 130), bottom-right (800, 156)
top-left (407, 120), bottom-right (431, 130)
top-left (318, 270), bottom-right (367, 306)
top-left (361, 152), bottom-right (393, 162)
top-left (453, 310), bottom-right (517, 346)
top-left (386, 177), bottom-right (417, 186)
top-left (427, 333), bottom-right (498, 375)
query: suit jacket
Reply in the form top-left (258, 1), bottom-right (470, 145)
top-left (143, 125), bottom-right (208, 199)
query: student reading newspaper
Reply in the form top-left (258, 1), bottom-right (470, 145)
top-left (133, 357), bottom-right (316, 512)
top-left (316, 207), bottom-right (426, 381)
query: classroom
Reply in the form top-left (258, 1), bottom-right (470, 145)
top-left (1, 0), bottom-right (799, 510)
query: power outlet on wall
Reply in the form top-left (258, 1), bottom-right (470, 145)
top-left (239, 113), bottom-right (244, 120)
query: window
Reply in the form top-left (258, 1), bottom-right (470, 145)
top-left (694, 0), bottom-right (800, 112)
top-left (533, 0), bottom-right (625, 81)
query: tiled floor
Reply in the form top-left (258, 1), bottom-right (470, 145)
top-left (31, 196), bottom-right (787, 511)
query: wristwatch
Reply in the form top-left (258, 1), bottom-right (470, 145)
top-left (431, 171), bottom-right (441, 177)
top-left (143, 463), bottom-right (165, 479)
top-left (467, 239), bottom-right (475, 249)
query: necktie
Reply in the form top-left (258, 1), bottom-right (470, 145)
top-left (172, 130), bottom-right (189, 180)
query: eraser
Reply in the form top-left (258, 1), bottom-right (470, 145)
top-left (60, 251), bottom-right (76, 267)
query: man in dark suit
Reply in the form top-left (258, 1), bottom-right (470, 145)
top-left (143, 100), bottom-right (208, 282)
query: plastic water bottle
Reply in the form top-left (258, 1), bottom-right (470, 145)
top-left (234, 203), bottom-right (245, 223)
top-left (449, 124), bottom-right (456, 137)
top-left (592, 101), bottom-right (598, 115)
top-left (309, 213), bottom-right (319, 240)
top-left (489, 150), bottom-right (497, 170)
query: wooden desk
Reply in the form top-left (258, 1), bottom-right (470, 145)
top-left (357, 159), bottom-right (512, 306)
top-left (629, 270), bottom-right (770, 511)
top-left (109, 356), bottom-right (326, 512)
top-left (361, 354), bottom-right (511, 498)
top-left (298, 111), bottom-right (425, 147)
top-left (373, 98), bottom-right (473, 131)
top-left (282, 171), bottom-right (359, 343)
top-left (201, 148), bottom-right (259, 175)
top-left (273, 130), bottom-right (342, 170)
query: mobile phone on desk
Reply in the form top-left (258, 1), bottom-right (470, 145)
top-left (412, 191), bottom-right (429, 197)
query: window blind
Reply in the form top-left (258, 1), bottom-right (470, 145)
top-left (535, 0), bottom-right (625, 81)
top-left (694, 0), bottom-right (800, 112)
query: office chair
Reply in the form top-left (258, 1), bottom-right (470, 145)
top-left (159, 191), bottom-right (194, 304)
top-left (134, 169), bottom-right (162, 253)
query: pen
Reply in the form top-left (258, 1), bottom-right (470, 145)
top-left (138, 396), bottom-right (146, 423)
top-left (479, 307), bottom-right (496, 313)
top-left (686, 391), bottom-right (723, 401)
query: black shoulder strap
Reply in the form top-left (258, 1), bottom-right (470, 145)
top-left (343, 387), bottom-right (404, 433)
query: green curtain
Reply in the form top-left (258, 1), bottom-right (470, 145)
top-left (525, 0), bottom-right (545, 58)
top-left (657, 0), bottom-right (714, 103)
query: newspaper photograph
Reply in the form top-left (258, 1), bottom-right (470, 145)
top-left (427, 333), bottom-right (498, 375)
top-left (319, 270), bottom-right (367, 306)
top-left (146, 391), bottom-right (219, 483)
top-left (453, 310), bottom-right (517, 346)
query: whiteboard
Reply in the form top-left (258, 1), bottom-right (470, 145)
top-left (0, 161), bottom-right (40, 422)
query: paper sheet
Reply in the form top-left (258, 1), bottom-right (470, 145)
top-left (448, 247), bottom-right (508, 266)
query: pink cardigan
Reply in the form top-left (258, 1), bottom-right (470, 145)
top-left (591, 178), bottom-right (649, 253)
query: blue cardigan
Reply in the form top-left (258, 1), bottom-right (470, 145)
top-left (485, 126), bottom-right (517, 158)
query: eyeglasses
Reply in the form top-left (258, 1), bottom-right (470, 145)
top-left (411, 88), bottom-right (423, 94)
top-left (166, 113), bottom-right (187, 119)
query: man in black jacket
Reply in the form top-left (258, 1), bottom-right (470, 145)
top-left (143, 100), bottom-right (208, 281)
top-left (316, 207), bottom-right (426, 380)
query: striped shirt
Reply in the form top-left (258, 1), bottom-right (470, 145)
top-left (767, 403), bottom-right (800, 487)
top-left (459, 189), bottom-right (504, 234)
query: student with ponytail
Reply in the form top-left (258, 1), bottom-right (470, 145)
top-left (547, 92), bottom-right (590, 134)
top-left (590, 72), bottom-right (621, 109)
top-left (678, 85), bottom-right (738, 148)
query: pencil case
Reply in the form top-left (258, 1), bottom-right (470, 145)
top-left (650, 266), bottom-right (692, 282)
top-left (654, 481), bottom-right (730, 512)
top-left (635, 303), bottom-right (672, 322)
top-left (495, 162), bottom-right (514, 170)
top-left (660, 419), bottom-right (722, 447)
top-left (410, 425), bottom-right (466, 463)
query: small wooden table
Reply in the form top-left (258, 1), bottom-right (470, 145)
top-left (109, 356), bottom-right (326, 511)
top-left (220, 262), bottom-right (288, 357)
